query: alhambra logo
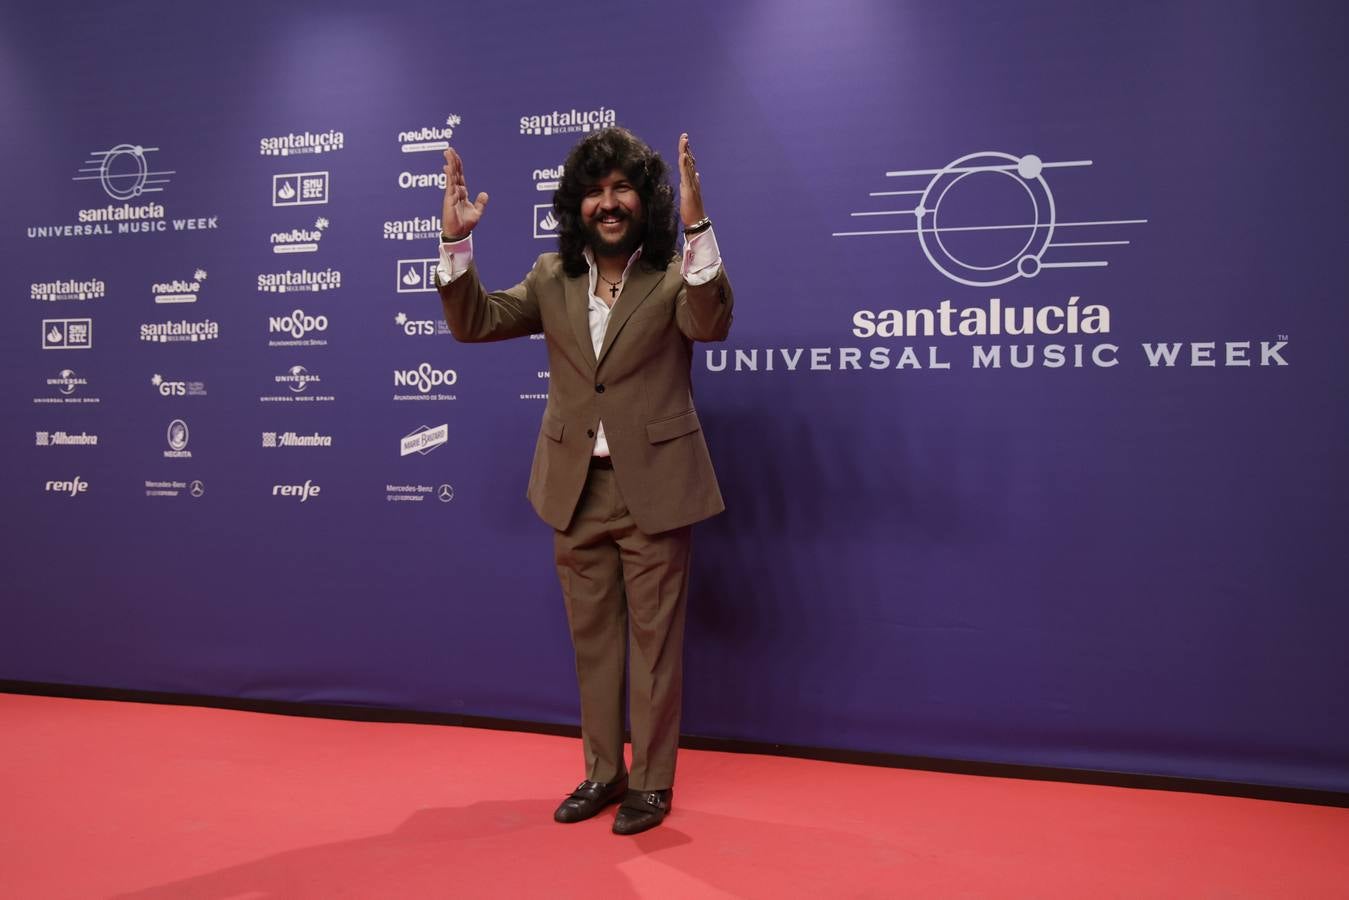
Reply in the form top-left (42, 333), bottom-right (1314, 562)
top-left (833, 150), bottom-right (1146, 287)
top-left (519, 105), bottom-right (616, 136)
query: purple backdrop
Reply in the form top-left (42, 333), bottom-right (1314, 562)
top-left (2, 0), bottom-right (1346, 792)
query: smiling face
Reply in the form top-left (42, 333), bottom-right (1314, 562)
top-left (581, 169), bottom-right (645, 259)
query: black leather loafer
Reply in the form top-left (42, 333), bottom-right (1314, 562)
top-left (553, 776), bottom-right (629, 823)
top-left (612, 788), bottom-right (673, 835)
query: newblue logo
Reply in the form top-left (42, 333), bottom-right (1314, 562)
top-left (399, 115), bottom-right (461, 153)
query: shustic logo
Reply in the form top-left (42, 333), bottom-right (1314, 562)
top-left (262, 431), bottom-right (333, 448)
top-left (257, 267), bottom-right (341, 293)
top-left (534, 204), bottom-right (559, 240)
top-left (273, 171), bottom-right (330, 207)
top-left (164, 418), bottom-right (192, 459)
top-left (139, 318), bottom-right (220, 344)
top-left (519, 105), bottom-right (616, 136)
top-left (36, 430), bottom-right (99, 447)
top-left (43, 318), bottom-right (93, 350)
top-left (273, 479), bottom-right (321, 501)
top-left (833, 151), bottom-right (1147, 287)
top-left (31, 277), bottom-right (106, 302)
top-left (260, 130), bottom-right (344, 156)
top-left (45, 476), bottom-right (89, 497)
top-left (73, 144), bottom-right (173, 200)
top-left (153, 269), bottom-right (207, 304)
top-left (397, 259), bottom-right (438, 293)
top-left (271, 217), bottom-right (329, 254)
top-left (152, 373), bottom-right (207, 398)
top-left (399, 115), bottom-right (461, 153)
top-left (384, 216), bottom-right (441, 241)
top-left (394, 311), bottom-right (450, 337)
top-left (393, 363), bottom-right (458, 401)
top-left (400, 423), bottom-right (448, 456)
top-left (267, 309), bottom-right (330, 347)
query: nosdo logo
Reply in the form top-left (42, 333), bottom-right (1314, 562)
top-left (399, 115), bottom-right (461, 153)
top-left (268, 310), bottom-right (329, 340)
top-left (519, 106), bottom-right (616, 136)
top-left (395, 363), bottom-right (457, 394)
top-left (271, 218), bottom-right (329, 254)
top-left (272, 479), bottom-right (321, 501)
top-left (152, 269), bottom-right (207, 304)
top-left (833, 150), bottom-right (1147, 287)
top-left (31, 278), bottom-right (106, 302)
top-left (384, 216), bottom-right (441, 241)
top-left (257, 268), bottom-right (341, 293)
top-left (259, 130), bottom-right (344, 157)
top-left (45, 476), bottom-right (89, 497)
top-left (276, 365), bottom-right (320, 393)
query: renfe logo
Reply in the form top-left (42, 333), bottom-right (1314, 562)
top-left (46, 476), bottom-right (89, 497)
top-left (273, 480), bottom-right (321, 502)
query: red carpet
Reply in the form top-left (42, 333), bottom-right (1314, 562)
top-left (1, 693), bottom-right (1346, 898)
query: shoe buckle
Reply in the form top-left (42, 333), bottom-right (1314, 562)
top-left (646, 792), bottom-right (661, 806)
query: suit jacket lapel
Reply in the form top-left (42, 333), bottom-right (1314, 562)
top-left (597, 265), bottom-right (663, 367)
top-left (564, 273), bottom-right (597, 371)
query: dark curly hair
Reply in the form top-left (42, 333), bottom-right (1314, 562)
top-left (553, 127), bottom-right (677, 277)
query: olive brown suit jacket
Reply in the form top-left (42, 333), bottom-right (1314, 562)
top-left (438, 251), bottom-right (733, 534)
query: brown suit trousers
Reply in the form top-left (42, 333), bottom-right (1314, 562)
top-left (440, 251), bottom-right (732, 789)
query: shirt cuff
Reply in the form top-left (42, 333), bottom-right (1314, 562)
top-left (436, 234), bottom-right (474, 285)
top-left (681, 227), bottom-right (722, 286)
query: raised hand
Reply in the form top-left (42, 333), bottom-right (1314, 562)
top-left (677, 133), bottom-right (706, 228)
top-left (441, 147), bottom-right (489, 239)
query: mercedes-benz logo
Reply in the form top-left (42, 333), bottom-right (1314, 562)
top-left (437, 484), bottom-right (454, 503)
top-left (189, 480), bottom-right (205, 498)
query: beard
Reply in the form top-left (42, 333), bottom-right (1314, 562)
top-left (583, 209), bottom-right (644, 259)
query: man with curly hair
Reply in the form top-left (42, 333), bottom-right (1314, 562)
top-left (434, 127), bottom-right (732, 835)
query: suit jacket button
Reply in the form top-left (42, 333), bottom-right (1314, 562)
top-left (595, 384), bottom-right (605, 394)
top-left (586, 429), bottom-right (595, 439)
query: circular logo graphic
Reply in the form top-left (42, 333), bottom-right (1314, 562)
top-left (189, 480), bottom-right (205, 498)
top-left (167, 419), bottom-right (190, 451)
top-left (99, 144), bottom-right (152, 200)
top-left (915, 152), bottom-right (1055, 287)
top-left (437, 484), bottom-right (455, 503)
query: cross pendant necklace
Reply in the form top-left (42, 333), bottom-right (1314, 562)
top-left (598, 273), bottom-right (622, 299)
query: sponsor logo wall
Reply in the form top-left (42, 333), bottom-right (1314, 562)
top-left (4, 1), bottom-right (1340, 796)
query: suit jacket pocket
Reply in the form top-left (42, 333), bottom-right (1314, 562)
top-left (646, 409), bottom-right (701, 444)
top-left (541, 412), bottom-right (565, 442)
